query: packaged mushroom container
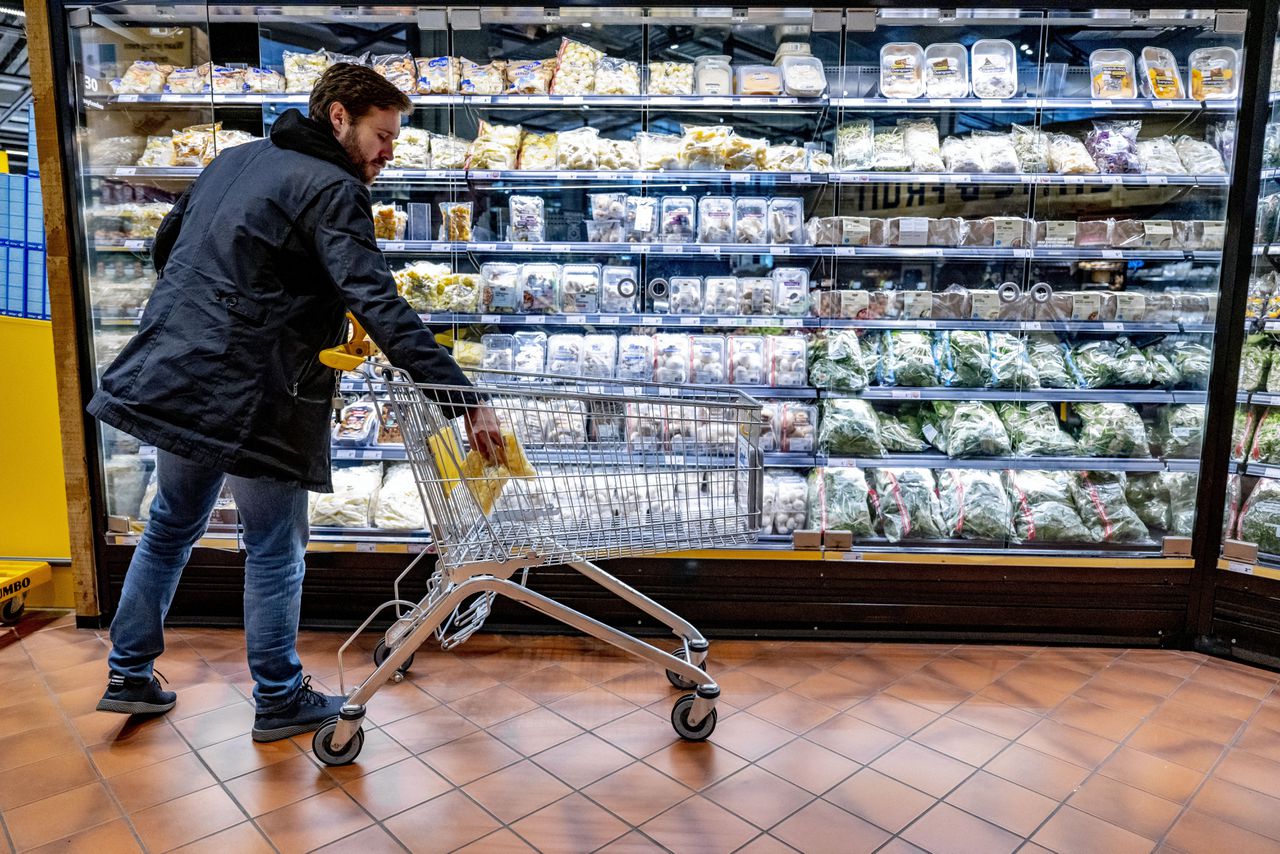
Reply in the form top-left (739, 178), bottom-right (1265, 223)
top-left (704, 276), bottom-right (740, 315)
top-left (480, 333), bottom-right (516, 375)
top-left (970, 39), bottom-right (1018, 99)
top-left (625, 196), bottom-right (659, 243)
top-left (769, 335), bottom-right (808, 387)
top-left (627, 402), bottom-right (667, 449)
top-left (546, 334), bottom-right (584, 377)
top-left (739, 277), bottom-right (775, 315)
top-left (759, 402), bottom-right (781, 452)
top-left (585, 220), bottom-right (625, 243)
top-left (653, 333), bottom-right (692, 383)
top-left (773, 268), bottom-right (810, 316)
top-left (559, 263), bottom-right (601, 313)
top-left (513, 330), bottom-right (548, 374)
top-left (581, 333), bottom-right (618, 379)
top-left (690, 335), bottom-right (728, 384)
top-left (770, 471), bottom-right (809, 536)
top-left (697, 196), bottom-right (735, 243)
top-left (519, 262), bottom-right (560, 314)
top-left (616, 333), bottom-right (655, 381)
top-left (924, 43), bottom-right (969, 98)
top-left (735, 197), bottom-right (769, 244)
top-left (729, 335), bottom-right (768, 385)
top-left (768, 198), bottom-right (805, 245)
top-left (508, 195), bottom-right (545, 243)
top-left (669, 276), bottom-right (703, 314)
top-left (659, 196), bottom-right (696, 243)
top-left (589, 192), bottom-right (627, 222)
top-left (880, 42), bottom-right (925, 99)
top-left (480, 262), bottom-right (521, 314)
top-left (780, 402), bottom-right (818, 453)
top-left (601, 265), bottom-right (640, 313)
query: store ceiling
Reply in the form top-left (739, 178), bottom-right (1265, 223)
top-left (0, 6), bottom-right (28, 170)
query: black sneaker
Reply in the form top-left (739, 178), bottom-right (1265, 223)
top-left (252, 676), bottom-right (346, 743)
top-left (96, 670), bottom-right (176, 715)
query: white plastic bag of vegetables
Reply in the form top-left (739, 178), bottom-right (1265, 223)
top-left (925, 401), bottom-right (1012, 457)
top-left (1165, 471), bottom-right (1197, 537)
top-left (1026, 334), bottom-right (1079, 389)
top-left (869, 467), bottom-right (948, 542)
top-left (1240, 336), bottom-right (1271, 392)
top-left (1071, 471), bottom-right (1150, 543)
top-left (1150, 405), bottom-right (1204, 459)
top-left (1171, 342), bottom-right (1211, 388)
top-left (937, 469), bottom-right (1016, 541)
top-left (1004, 469), bottom-right (1095, 543)
top-left (877, 330), bottom-right (939, 387)
top-left (877, 406), bottom-right (929, 452)
top-left (1074, 402), bottom-right (1151, 457)
top-left (1071, 341), bottom-right (1119, 388)
top-left (807, 467), bottom-right (875, 537)
top-left (807, 328), bottom-right (870, 391)
top-left (819, 399), bottom-right (884, 456)
top-left (1124, 472), bottom-right (1171, 530)
top-left (998, 402), bottom-right (1078, 456)
top-left (1249, 407), bottom-right (1280, 464)
top-left (989, 333), bottom-right (1040, 388)
top-left (1235, 478), bottom-right (1280, 554)
top-left (938, 330), bottom-right (990, 387)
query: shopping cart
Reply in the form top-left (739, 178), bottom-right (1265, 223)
top-left (311, 325), bottom-right (765, 766)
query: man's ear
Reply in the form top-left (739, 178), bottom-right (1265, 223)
top-left (327, 101), bottom-right (348, 134)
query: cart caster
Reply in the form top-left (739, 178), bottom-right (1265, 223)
top-left (373, 639), bottom-right (415, 683)
top-left (665, 647), bottom-right (706, 691)
top-left (1, 594), bottom-right (26, 624)
top-left (671, 694), bottom-right (717, 741)
top-left (312, 717), bottom-right (365, 766)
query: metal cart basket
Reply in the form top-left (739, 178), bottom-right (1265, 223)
top-left (311, 355), bottom-right (764, 766)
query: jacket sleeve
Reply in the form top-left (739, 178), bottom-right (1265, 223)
top-left (152, 186), bottom-right (191, 276)
top-left (309, 181), bottom-right (477, 410)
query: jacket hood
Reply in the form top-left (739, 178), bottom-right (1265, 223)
top-left (270, 109), bottom-right (362, 181)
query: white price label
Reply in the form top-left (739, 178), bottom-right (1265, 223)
top-left (473, 243), bottom-right (497, 252)
top-left (1064, 175), bottom-right (1085, 185)
top-left (382, 242), bottom-right (405, 252)
top-left (336, 449), bottom-right (356, 459)
top-left (566, 314), bottom-right (587, 324)
top-left (116, 167), bottom-right (137, 176)
top-left (124, 239), bottom-right (146, 250)
top-left (360, 450), bottom-right (381, 460)
top-left (547, 245), bottom-right (570, 253)
top-left (1266, 467), bottom-right (1280, 479)
top-left (928, 98), bottom-right (951, 106)
top-left (1153, 99), bottom-right (1176, 108)
top-left (699, 246), bottom-right (719, 255)
top-left (950, 174), bottom-right (972, 184)
top-left (1023, 321), bottom-right (1043, 331)
top-left (662, 244), bottom-right (685, 255)
top-left (890, 389), bottom-right (922, 399)
top-left (916, 320), bottom-right (937, 329)
top-left (1146, 176), bottom-right (1168, 186)
top-left (599, 316), bottom-right (620, 325)
top-left (525, 315), bottom-right (546, 324)
top-left (836, 247), bottom-right (857, 257)
top-left (1093, 99), bottom-right (1114, 107)
top-left (730, 173), bottom-right (751, 183)
top-left (407, 542), bottom-right (428, 553)
top-left (1227, 560), bottom-right (1254, 575)
top-left (562, 95), bottom-right (585, 105)
top-left (782, 318), bottom-right (802, 328)
top-left (842, 550), bottom-right (864, 560)
top-left (978, 99), bottom-right (1003, 108)
top-left (356, 542), bottom-right (378, 553)
top-left (470, 95), bottom-right (491, 104)
top-left (1103, 322), bottom-right (1124, 331)
top-left (1102, 250), bottom-right (1123, 259)
top-left (773, 247), bottom-right (791, 255)
top-left (790, 175), bottom-right (812, 184)
top-left (481, 314), bottom-right (501, 324)
top-left (885, 99), bottom-right (909, 107)
top-left (679, 316), bottom-right (701, 326)
top-left (118, 94), bottom-right (139, 102)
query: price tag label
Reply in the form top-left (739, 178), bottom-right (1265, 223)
top-left (481, 314), bottom-right (501, 324)
top-left (662, 244), bottom-right (685, 255)
top-left (360, 450), bottom-right (381, 460)
top-left (116, 167), bottom-right (137, 176)
top-left (790, 174), bottom-right (813, 184)
top-left (885, 99), bottom-right (909, 107)
top-left (1102, 250), bottom-right (1123, 259)
top-left (978, 99), bottom-right (1003, 108)
top-left (1146, 176), bottom-right (1168, 186)
top-left (562, 95), bottom-right (585, 105)
top-left (547, 245), bottom-right (570, 253)
top-left (473, 243), bottom-right (497, 252)
top-left (1265, 467), bottom-right (1280, 479)
top-left (356, 542), bottom-right (378, 553)
top-left (525, 315), bottom-right (546, 324)
top-left (773, 247), bottom-right (791, 256)
top-left (124, 239), bottom-right (146, 250)
top-left (335, 449), bottom-right (356, 459)
top-left (1093, 98), bottom-right (1114, 107)
top-left (950, 174), bottom-right (972, 184)
top-left (679, 316), bottom-right (701, 326)
top-left (470, 95), bottom-right (491, 104)
top-left (750, 318), bottom-right (771, 327)
top-left (842, 550), bottom-right (864, 560)
top-left (782, 318), bottom-right (802, 328)
top-left (1103, 321), bottom-right (1124, 331)
top-left (382, 242), bottom-right (405, 252)
top-left (730, 173), bottom-right (751, 183)
top-left (566, 314), bottom-right (587, 324)
top-left (1023, 321), bottom-right (1044, 331)
top-left (890, 389), bottom-right (922, 399)
top-left (599, 316), bottom-right (620, 325)
top-left (916, 319), bottom-right (937, 329)
top-left (118, 94), bottom-right (139, 102)
top-left (1064, 175), bottom-right (1086, 185)
top-left (1152, 99), bottom-right (1176, 108)
top-left (928, 98), bottom-right (951, 106)
top-left (1228, 560), bottom-right (1254, 575)
top-left (836, 247), bottom-right (857, 257)
top-left (699, 246), bottom-right (719, 255)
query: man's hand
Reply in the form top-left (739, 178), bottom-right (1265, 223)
top-left (465, 405), bottom-right (507, 467)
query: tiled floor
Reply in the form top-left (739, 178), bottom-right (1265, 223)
top-left (1, 613), bottom-right (1279, 854)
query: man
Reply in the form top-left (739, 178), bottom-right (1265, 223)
top-left (89, 63), bottom-right (502, 741)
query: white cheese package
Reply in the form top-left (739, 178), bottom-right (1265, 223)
top-left (311, 465), bottom-right (382, 528)
top-left (637, 132), bottom-right (681, 171)
top-left (1048, 134), bottom-right (1100, 174)
top-left (697, 196), bottom-right (735, 244)
top-left (880, 43), bottom-right (925, 99)
top-left (599, 138), bottom-right (640, 170)
top-left (508, 195), bottom-right (545, 243)
top-left (773, 268), bottom-right (810, 316)
top-left (900, 118), bottom-right (945, 172)
top-left (513, 330), bottom-right (548, 374)
top-left (690, 335), bottom-right (727, 384)
top-left (389, 128), bottom-right (430, 168)
top-left (556, 127), bottom-right (599, 171)
top-left (283, 51), bottom-right (330, 93)
top-left (1174, 136), bottom-right (1227, 175)
top-left (245, 67), bottom-right (285, 94)
top-left (1136, 136), bottom-right (1188, 174)
top-left (735, 197), bottom-right (769, 244)
top-left (1090, 48), bottom-right (1137, 99)
top-left (970, 39), bottom-right (1018, 99)
top-left (519, 262), bottom-right (560, 314)
top-left (924, 43), bottom-right (969, 97)
top-left (769, 198), bottom-right (805, 245)
top-left (582, 334), bottom-right (618, 379)
top-left (653, 333), bottom-right (691, 383)
top-left (704, 276), bottom-right (740, 315)
top-left (416, 56), bottom-right (460, 94)
top-left (625, 196), bottom-right (659, 243)
top-left (660, 196), bottom-right (696, 243)
top-left (669, 276), bottom-right (703, 314)
top-left (738, 277), bottom-right (774, 315)
top-left (729, 335), bottom-right (768, 385)
top-left (333, 401), bottom-right (378, 447)
top-left (459, 59), bottom-right (506, 95)
top-left (374, 465), bottom-right (426, 530)
top-left (779, 56), bottom-right (826, 97)
top-left (762, 144), bottom-right (807, 172)
top-left (480, 262), bottom-right (521, 313)
top-left (649, 61), bottom-right (694, 95)
top-left (601, 265), bottom-right (639, 313)
top-left (679, 124), bottom-right (730, 170)
top-left (769, 335), bottom-right (808, 387)
top-left (616, 334), bottom-right (655, 381)
top-left (836, 120), bottom-right (874, 171)
top-left (589, 192), bottom-right (627, 222)
top-left (559, 263), bottom-right (600, 313)
top-left (546, 334), bottom-right (584, 377)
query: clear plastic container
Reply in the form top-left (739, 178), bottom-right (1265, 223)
top-left (777, 55), bottom-right (827, 97)
top-left (697, 196), bottom-right (735, 243)
top-left (508, 195), bottom-right (545, 243)
top-left (589, 192), bottom-right (627, 222)
top-left (518, 263), bottom-right (560, 314)
top-left (625, 196), bottom-right (659, 243)
top-left (669, 276), bottom-right (703, 314)
top-left (769, 335), bottom-right (808, 387)
top-left (704, 276), bottom-right (740, 315)
top-left (768, 198), bottom-right (805, 245)
top-left (616, 334), bottom-right (655, 381)
top-left (773, 268), bottom-right (810, 316)
top-left (1090, 48), bottom-right (1137, 99)
top-left (739, 277), bottom-right (775, 315)
top-left (729, 335), bottom-right (768, 385)
top-left (923, 43), bottom-right (969, 98)
top-left (513, 330), bottom-right (547, 374)
top-left (660, 196), bottom-right (697, 243)
top-left (601, 265), bottom-right (640, 313)
top-left (695, 55), bottom-right (733, 95)
top-left (780, 402), bottom-right (818, 452)
top-left (560, 263), bottom-right (601, 313)
top-left (1139, 46), bottom-right (1184, 99)
top-left (480, 262), bottom-right (521, 314)
top-left (880, 43), bottom-right (925, 99)
top-left (735, 197), bottom-right (769, 244)
top-left (1188, 47), bottom-right (1238, 101)
top-left (581, 334), bottom-right (618, 379)
top-left (970, 39), bottom-right (1018, 99)
top-left (735, 64), bottom-right (783, 96)
top-left (690, 335), bottom-right (728, 384)
top-left (653, 333), bottom-right (692, 383)
top-left (480, 333), bottom-right (515, 375)
top-left (546, 333), bottom-right (583, 377)
top-left (585, 220), bottom-right (625, 243)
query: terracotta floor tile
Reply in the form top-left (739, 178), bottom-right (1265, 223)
top-left (1004, 659), bottom-right (1095, 693)
top-left (453, 827), bottom-right (538, 853)
top-left (512, 792), bottom-right (629, 852)
top-left (946, 693), bottom-right (1040, 740)
top-left (643, 739), bottom-right (748, 791)
top-left (980, 672), bottom-right (1072, 713)
top-left (4, 780), bottom-right (121, 851)
top-left (254, 786), bottom-right (373, 854)
top-left (1032, 647), bottom-right (1123, 675)
top-left (85, 718), bottom-right (192, 778)
top-left (771, 798), bottom-right (891, 854)
top-left (504, 663), bottom-right (595, 705)
top-left (318, 727), bottom-right (415, 784)
top-left (25, 635), bottom-right (108, 672)
top-left (1067, 773), bottom-right (1182, 841)
top-left (803, 713), bottom-right (900, 765)
top-left (459, 758), bottom-right (571, 824)
top-left (340, 755), bottom-right (451, 821)
top-left (1031, 805), bottom-right (1157, 854)
top-left (165, 822), bottom-right (274, 854)
top-left (1235, 721), bottom-right (1280, 764)
top-left (531, 731), bottom-right (634, 788)
top-left (584, 761), bottom-right (695, 826)
top-left (224, 751), bottom-right (335, 816)
top-left (0, 694), bottom-right (64, 739)
top-left (381, 704), bottom-right (478, 755)
top-left (130, 784), bottom-right (247, 852)
top-left (408, 662), bottom-right (500, 704)
top-left (383, 790), bottom-right (500, 853)
top-left (0, 721), bottom-right (80, 774)
top-left (984, 743), bottom-right (1090, 800)
top-left (1191, 776), bottom-right (1280, 841)
top-left (745, 690), bottom-right (838, 735)
top-left (913, 716), bottom-right (1009, 766)
top-left (485, 705), bottom-right (583, 757)
top-left (901, 802), bottom-right (1021, 854)
top-left (1167, 680), bottom-right (1260, 720)
top-left (555, 652), bottom-right (646, 686)
top-left (0, 749), bottom-right (98, 811)
top-left (1074, 678), bottom-right (1167, 717)
top-left (446, 683), bottom-right (540, 729)
top-left (1097, 746), bottom-right (1206, 803)
top-left (171, 701), bottom-right (255, 750)
top-left (824, 767), bottom-right (935, 833)
top-left (1126, 720), bottom-right (1226, 773)
top-left (72, 704), bottom-right (175, 747)
top-left (1017, 718), bottom-right (1119, 769)
top-left (1163, 809), bottom-right (1280, 854)
top-left (884, 671), bottom-right (973, 714)
top-left (701, 710), bottom-right (794, 762)
top-left (641, 793), bottom-right (765, 854)
top-left (310, 824), bottom-right (406, 853)
top-left (709, 669), bottom-right (787, 708)
top-left (1212, 747), bottom-right (1280, 796)
top-left (593, 831), bottom-right (671, 853)
top-left (165, 680), bottom-right (248, 722)
top-left (1095, 661), bottom-right (1187, 697)
top-left (23, 817), bottom-right (140, 854)
top-left (1149, 701), bottom-right (1247, 749)
top-left (598, 670), bottom-right (677, 707)
top-left (591, 709), bottom-right (674, 760)
top-left (357, 682), bottom-right (440, 728)
top-left (944, 770), bottom-right (1057, 837)
top-left (754, 736), bottom-right (859, 795)
top-left (1049, 695), bottom-right (1144, 742)
top-left (869, 740), bottom-right (975, 799)
top-left (547, 686), bottom-right (638, 729)
top-left (828, 655), bottom-right (921, 692)
top-left (877, 840), bottom-right (929, 854)
top-left (1117, 649), bottom-right (1203, 678)
top-left (1189, 663), bottom-right (1277, 699)
top-left (921, 654), bottom-right (1016, 692)
top-left (107, 750), bottom-right (217, 813)
top-left (420, 730), bottom-right (521, 786)
top-left (736, 657), bottom-right (822, 689)
top-left (847, 694), bottom-right (937, 737)
top-left (735, 833), bottom-right (805, 853)
top-left (788, 670), bottom-right (873, 709)
top-left (196, 731), bottom-right (300, 780)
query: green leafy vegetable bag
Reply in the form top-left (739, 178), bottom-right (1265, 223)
top-left (938, 469), bottom-right (1015, 541)
top-left (819, 399), bottom-right (884, 457)
top-left (1172, 343), bottom-right (1212, 388)
top-left (1151, 405), bottom-right (1204, 459)
top-left (808, 329), bottom-right (870, 391)
top-left (1249, 408), bottom-right (1280, 464)
top-left (1075, 403), bottom-right (1151, 458)
top-left (940, 330), bottom-right (990, 387)
top-left (807, 467), bottom-right (875, 537)
top-left (1071, 471), bottom-right (1150, 543)
top-left (999, 402), bottom-right (1078, 456)
top-left (878, 406), bottom-right (929, 453)
top-left (990, 333), bottom-right (1041, 388)
top-left (1004, 469), bottom-right (1094, 543)
top-left (927, 401), bottom-right (1012, 458)
top-left (1240, 335), bottom-right (1271, 392)
top-left (1027, 334), bottom-right (1078, 389)
top-left (1072, 341), bottom-right (1120, 388)
top-left (1237, 477), bottom-right (1280, 554)
top-left (878, 331), bottom-right (938, 387)
top-left (870, 467), bottom-right (948, 542)
top-left (1165, 472), bottom-right (1197, 537)
top-left (1124, 472), bottom-right (1171, 530)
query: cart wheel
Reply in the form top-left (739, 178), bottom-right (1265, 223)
top-left (373, 640), bottom-right (415, 682)
top-left (671, 694), bottom-right (717, 741)
top-left (312, 717), bottom-right (365, 766)
top-left (1, 595), bottom-right (26, 625)
top-left (665, 647), bottom-right (705, 691)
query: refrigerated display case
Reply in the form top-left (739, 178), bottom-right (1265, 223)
top-left (34, 2), bottom-right (1277, 639)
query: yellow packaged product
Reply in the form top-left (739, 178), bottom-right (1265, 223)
top-left (136, 135), bottom-right (176, 167)
top-left (171, 123), bottom-right (219, 167)
top-left (455, 431), bottom-right (538, 514)
top-left (763, 144), bottom-right (807, 172)
top-left (679, 124), bottom-right (731, 170)
top-left (453, 339), bottom-right (485, 369)
top-left (459, 58), bottom-right (506, 95)
top-left (722, 134), bottom-right (766, 171)
top-left (557, 38), bottom-right (604, 67)
top-left (1139, 47), bottom-right (1184, 99)
top-left (1090, 49), bottom-right (1137, 99)
top-left (373, 204), bottom-right (407, 240)
top-left (164, 67), bottom-right (204, 94)
top-left (648, 61), bottom-right (693, 95)
top-left (438, 202), bottom-right (474, 242)
top-left (1189, 47), bottom-right (1238, 101)
top-left (111, 60), bottom-right (172, 94)
top-left (373, 53), bottom-right (418, 94)
top-left (283, 50), bottom-right (329, 93)
top-left (517, 132), bottom-right (558, 170)
top-left (465, 121), bottom-right (521, 169)
top-left (505, 59), bottom-right (556, 95)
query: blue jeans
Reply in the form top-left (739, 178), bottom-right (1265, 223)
top-left (108, 449), bottom-right (311, 713)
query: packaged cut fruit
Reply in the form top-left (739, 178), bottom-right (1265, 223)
top-left (437, 202), bottom-right (472, 242)
top-left (1090, 48), bottom-right (1137, 99)
top-left (1189, 47), bottom-right (1238, 101)
top-left (1139, 47), bottom-right (1184, 99)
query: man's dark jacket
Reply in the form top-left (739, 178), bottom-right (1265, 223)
top-left (88, 109), bottom-right (470, 491)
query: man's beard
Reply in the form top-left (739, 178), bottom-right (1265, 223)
top-left (337, 126), bottom-right (383, 186)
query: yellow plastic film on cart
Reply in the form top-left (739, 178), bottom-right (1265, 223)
top-left (432, 429), bottom-right (536, 515)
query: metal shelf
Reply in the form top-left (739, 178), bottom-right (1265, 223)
top-left (831, 96), bottom-right (1234, 112)
top-left (1249, 392), bottom-right (1280, 407)
top-left (817, 454), bottom-right (1199, 472)
top-left (1244, 463), bottom-right (1280, 480)
top-left (833, 387), bottom-right (1207, 404)
top-left (830, 172), bottom-right (1227, 187)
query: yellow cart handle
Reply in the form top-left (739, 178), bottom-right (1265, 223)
top-left (320, 313), bottom-right (374, 372)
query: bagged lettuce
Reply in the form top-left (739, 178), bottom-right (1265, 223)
top-left (1267, 351), bottom-right (1280, 394)
top-left (1145, 349), bottom-right (1179, 388)
top-left (998, 402), bottom-right (1078, 456)
top-left (869, 467), bottom-right (948, 542)
top-left (1249, 408), bottom-right (1280, 464)
top-left (990, 333), bottom-right (1040, 388)
top-left (808, 328), bottom-right (870, 391)
top-left (807, 467), bottom-right (875, 537)
top-left (1112, 338), bottom-right (1154, 387)
top-left (1240, 335), bottom-right (1271, 392)
top-left (1125, 472), bottom-right (1171, 530)
top-left (1004, 469), bottom-right (1094, 543)
top-left (1237, 477), bottom-right (1280, 553)
top-left (819, 399), bottom-right (883, 456)
top-left (1151, 405), bottom-right (1204, 458)
top-left (939, 330), bottom-right (990, 387)
top-left (1172, 343), bottom-right (1212, 388)
top-left (1027, 334), bottom-right (1078, 388)
top-left (1072, 341), bottom-right (1120, 388)
top-left (1075, 402), bottom-right (1151, 457)
top-left (1166, 471), bottom-right (1197, 537)
top-left (1071, 471), bottom-right (1150, 543)
top-left (878, 406), bottom-right (929, 452)
top-left (925, 401), bottom-right (1012, 457)
top-left (937, 469), bottom-right (1015, 541)
top-left (878, 330), bottom-right (939, 387)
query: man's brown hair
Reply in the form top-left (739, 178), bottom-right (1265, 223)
top-left (308, 62), bottom-right (412, 125)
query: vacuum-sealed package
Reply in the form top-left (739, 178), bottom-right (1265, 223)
top-left (735, 198), bottom-right (769, 244)
top-left (459, 59), bottom-right (507, 95)
top-left (637, 132), bottom-right (682, 171)
top-left (1090, 48), bottom-right (1137, 99)
top-left (835, 120), bottom-right (874, 171)
top-left (924, 43), bottom-right (969, 98)
top-left (872, 127), bottom-right (912, 171)
top-left (1011, 124), bottom-right (1050, 173)
top-left (723, 135), bottom-right (766, 171)
top-left (466, 121), bottom-right (521, 170)
top-left (648, 61), bottom-right (694, 95)
top-left (508, 195), bottom-right (545, 243)
top-left (880, 43), bottom-right (925, 99)
top-left (516, 132), bottom-right (557, 170)
top-left (1085, 120), bottom-right (1142, 174)
top-left (970, 39), bottom-right (1018, 99)
top-left (373, 53), bottom-right (417, 93)
top-left (942, 135), bottom-right (985, 173)
top-left (938, 469), bottom-right (1016, 542)
top-left (974, 132), bottom-right (1020, 173)
top-left (594, 57), bottom-right (641, 95)
top-left (1174, 135), bottom-right (1228, 175)
top-left (1135, 136), bottom-right (1187, 174)
top-left (416, 56), bottom-right (460, 94)
top-left (1188, 47), bottom-right (1238, 101)
top-left (556, 127), bottom-right (599, 170)
top-left (900, 118), bottom-right (945, 172)
top-left (546, 334), bottom-right (584, 377)
top-left (551, 37), bottom-right (603, 94)
top-left (1139, 47), bottom-right (1184, 99)
top-left (598, 139), bottom-right (639, 170)
top-left (1048, 134), bottom-right (1100, 174)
